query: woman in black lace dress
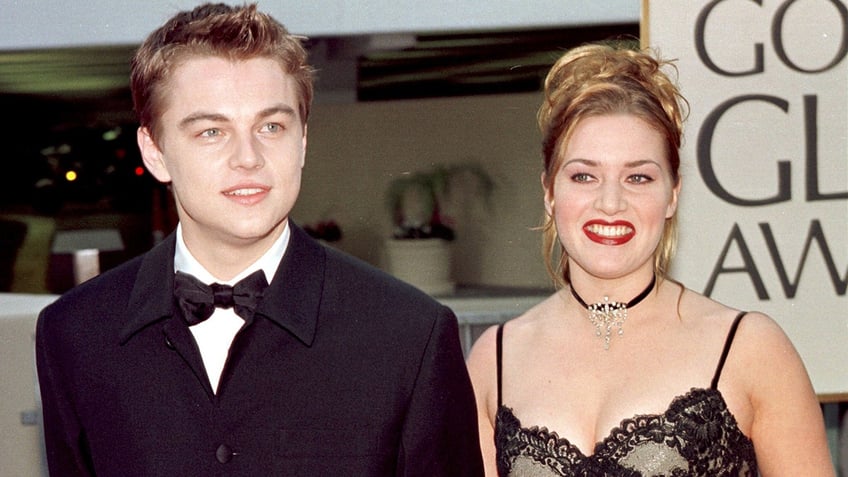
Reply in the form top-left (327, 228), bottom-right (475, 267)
top-left (466, 44), bottom-right (833, 476)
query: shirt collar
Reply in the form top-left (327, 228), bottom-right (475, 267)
top-left (120, 222), bottom-right (319, 347)
top-left (173, 221), bottom-right (290, 286)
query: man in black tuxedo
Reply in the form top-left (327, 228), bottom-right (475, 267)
top-left (36, 3), bottom-right (483, 475)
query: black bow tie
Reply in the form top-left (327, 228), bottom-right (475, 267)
top-left (173, 270), bottom-right (269, 325)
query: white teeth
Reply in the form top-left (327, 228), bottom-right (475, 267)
top-left (586, 224), bottom-right (632, 237)
top-left (226, 188), bottom-right (263, 196)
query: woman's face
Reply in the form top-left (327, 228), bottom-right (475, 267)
top-left (543, 113), bottom-right (680, 281)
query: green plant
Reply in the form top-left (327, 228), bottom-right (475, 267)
top-left (385, 163), bottom-right (494, 240)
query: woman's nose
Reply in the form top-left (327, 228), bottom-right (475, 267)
top-left (595, 180), bottom-right (626, 215)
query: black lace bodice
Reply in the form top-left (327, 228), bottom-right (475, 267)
top-left (494, 312), bottom-right (758, 476)
top-left (495, 388), bottom-right (758, 476)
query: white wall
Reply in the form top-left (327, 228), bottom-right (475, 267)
top-left (0, 0), bottom-right (639, 49)
top-left (294, 91), bottom-right (552, 289)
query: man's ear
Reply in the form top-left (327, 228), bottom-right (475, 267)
top-left (137, 127), bottom-right (171, 183)
top-left (300, 124), bottom-right (307, 168)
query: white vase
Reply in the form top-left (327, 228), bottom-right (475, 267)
top-left (384, 238), bottom-right (455, 296)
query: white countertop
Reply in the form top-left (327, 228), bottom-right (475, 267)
top-left (0, 294), bottom-right (58, 318)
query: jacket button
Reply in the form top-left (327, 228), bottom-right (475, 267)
top-left (216, 444), bottom-right (233, 464)
top-left (164, 336), bottom-right (175, 349)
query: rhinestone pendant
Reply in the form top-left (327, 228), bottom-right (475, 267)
top-left (587, 296), bottom-right (627, 350)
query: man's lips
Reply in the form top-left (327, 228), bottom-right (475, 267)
top-left (583, 219), bottom-right (635, 245)
top-left (222, 184), bottom-right (269, 204)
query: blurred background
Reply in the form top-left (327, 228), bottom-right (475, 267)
top-left (0, 0), bottom-right (639, 295)
top-left (1, 3), bottom-right (845, 475)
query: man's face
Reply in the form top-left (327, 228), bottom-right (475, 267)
top-left (139, 56), bottom-right (307, 257)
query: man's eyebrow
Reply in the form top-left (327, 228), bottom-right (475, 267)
top-left (178, 112), bottom-right (229, 130)
top-left (177, 105), bottom-right (298, 130)
top-left (257, 104), bottom-right (298, 120)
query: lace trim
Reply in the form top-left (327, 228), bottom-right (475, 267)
top-left (496, 388), bottom-right (757, 477)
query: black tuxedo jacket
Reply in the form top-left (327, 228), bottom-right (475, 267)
top-left (36, 223), bottom-right (483, 476)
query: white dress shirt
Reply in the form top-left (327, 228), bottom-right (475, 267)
top-left (173, 222), bottom-right (289, 393)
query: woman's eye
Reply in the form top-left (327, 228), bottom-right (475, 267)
top-left (628, 174), bottom-right (654, 184)
top-left (571, 173), bottom-right (593, 183)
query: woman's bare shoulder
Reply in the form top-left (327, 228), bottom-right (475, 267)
top-left (678, 286), bottom-right (804, 390)
top-left (466, 293), bottom-right (560, 367)
top-left (677, 285), bottom-right (786, 344)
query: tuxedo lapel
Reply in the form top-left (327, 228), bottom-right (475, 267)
top-left (217, 223), bottom-right (325, 395)
top-left (116, 233), bottom-right (215, 398)
top-left (117, 225), bottom-right (326, 400)
top-left (162, 317), bottom-right (216, 399)
top-left (119, 233), bottom-right (178, 344)
top-left (254, 222), bottom-right (323, 346)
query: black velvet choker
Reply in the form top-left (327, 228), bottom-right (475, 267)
top-left (570, 274), bottom-right (656, 350)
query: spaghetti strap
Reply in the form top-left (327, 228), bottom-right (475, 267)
top-left (711, 311), bottom-right (748, 389)
top-left (496, 323), bottom-right (504, 407)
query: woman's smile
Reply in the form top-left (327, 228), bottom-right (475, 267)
top-left (583, 219), bottom-right (635, 245)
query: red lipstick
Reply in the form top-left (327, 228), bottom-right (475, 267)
top-left (583, 219), bottom-right (635, 245)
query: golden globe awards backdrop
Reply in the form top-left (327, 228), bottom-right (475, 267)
top-left (643, 0), bottom-right (847, 397)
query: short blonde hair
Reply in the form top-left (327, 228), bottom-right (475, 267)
top-left (131, 3), bottom-right (314, 143)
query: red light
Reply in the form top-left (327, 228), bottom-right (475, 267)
top-left (134, 166), bottom-right (145, 176)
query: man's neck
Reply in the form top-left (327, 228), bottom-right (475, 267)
top-left (174, 222), bottom-right (290, 283)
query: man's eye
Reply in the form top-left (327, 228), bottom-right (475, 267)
top-left (262, 123), bottom-right (282, 133)
top-left (200, 128), bottom-right (221, 138)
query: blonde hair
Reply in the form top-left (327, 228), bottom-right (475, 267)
top-left (538, 43), bottom-right (687, 288)
top-left (131, 3), bottom-right (314, 142)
